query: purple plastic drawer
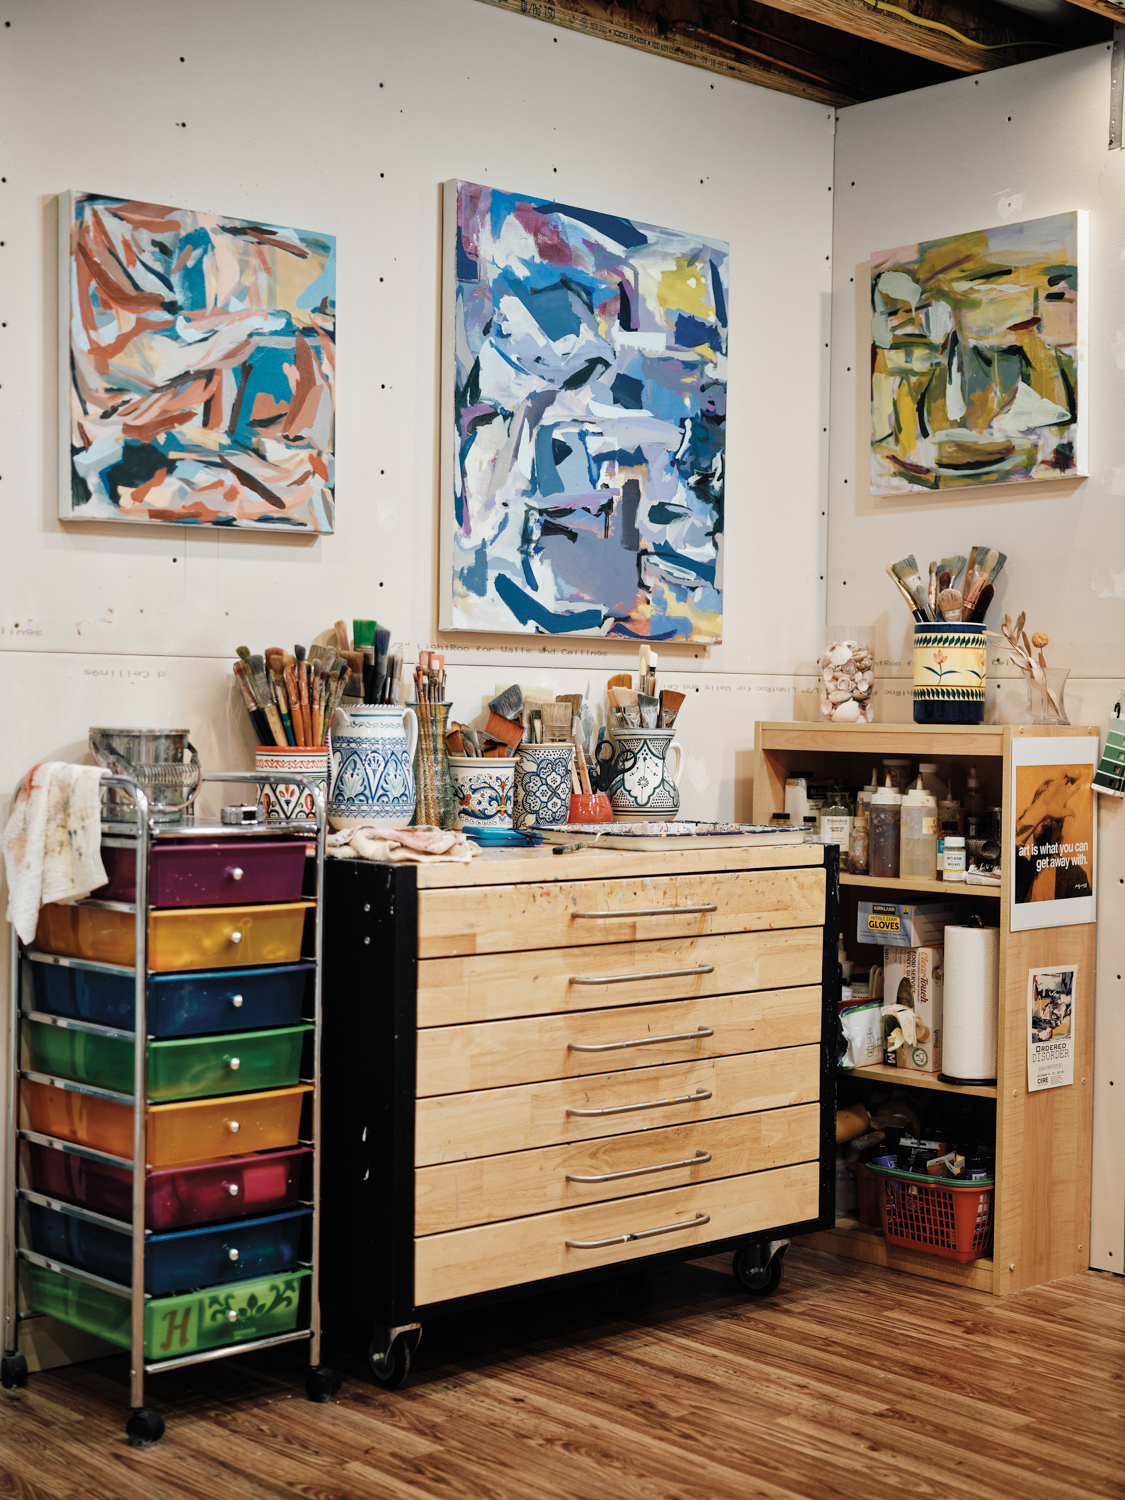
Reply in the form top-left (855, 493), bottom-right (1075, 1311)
top-left (96, 839), bottom-right (308, 908)
top-left (20, 1140), bottom-right (312, 1230)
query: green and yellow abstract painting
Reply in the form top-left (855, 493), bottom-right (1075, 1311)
top-left (871, 212), bottom-right (1086, 494)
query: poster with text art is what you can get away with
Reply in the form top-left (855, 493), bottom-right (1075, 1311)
top-left (1010, 734), bottom-right (1097, 932)
top-left (59, 191), bottom-right (335, 533)
top-left (871, 211), bottom-right (1087, 495)
top-left (440, 180), bottom-right (728, 642)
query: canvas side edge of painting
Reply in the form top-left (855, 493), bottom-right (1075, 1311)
top-left (57, 190), bottom-right (75, 522)
top-left (439, 179), bottom-right (461, 632)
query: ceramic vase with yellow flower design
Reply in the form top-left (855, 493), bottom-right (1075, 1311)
top-left (913, 622), bottom-right (986, 723)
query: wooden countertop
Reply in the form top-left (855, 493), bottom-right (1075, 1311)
top-left (414, 841), bottom-right (826, 888)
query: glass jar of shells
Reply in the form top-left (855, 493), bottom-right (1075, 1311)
top-left (820, 629), bottom-right (874, 723)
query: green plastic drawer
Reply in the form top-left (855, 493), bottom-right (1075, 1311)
top-left (27, 1263), bottom-right (310, 1361)
top-left (24, 1017), bottom-right (312, 1102)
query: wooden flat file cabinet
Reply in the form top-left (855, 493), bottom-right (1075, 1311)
top-left (319, 843), bottom-right (837, 1386)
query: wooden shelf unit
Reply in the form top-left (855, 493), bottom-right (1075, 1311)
top-left (753, 721), bottom-right (1097, 1297)
top-left (848, 1063), bottom-right (997, 1099)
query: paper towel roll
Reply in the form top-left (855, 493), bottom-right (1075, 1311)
top-left (941, 925), bottom-right (1000, 1083)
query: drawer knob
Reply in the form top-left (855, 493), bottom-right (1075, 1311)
top-left (566, 1211), bottom-right (710, 1250)
top-left (227, 1183), bottom-right (239, 1196)
top-left (230, 868), bottom-right (244, 881)
top-left (230, 931), bottom-right (243, 944)
top-left (228, 1121), bottom-right (240, 1134)
top-left (227, 1310), bottom-right (239, 1323)
top-left (229, 1058), bottom-right (241, 1071)
top-left (230, 995), bottom-right (243, 1008)
top-left (228, 1248), bottom-right (239, 1262)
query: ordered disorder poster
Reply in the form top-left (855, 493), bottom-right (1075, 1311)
top-left (1028, 965), bottom-right (1076, 1092)
top-left (1010, 735), bottom-right (1097, 931)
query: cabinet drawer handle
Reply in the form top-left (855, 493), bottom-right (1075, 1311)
top-left (568, 1026), bottom-right (713, 1053)
top-left (572, 903), bottom-right (718, 919)
top-left (566, 1212), bottom-right (710, 1250)
top-left (570, 965), bottom-right (713, 987)
top-left (566, 1087), bottom-right (712, 1118)
top-left (566, 1150), bottom-right (712, 1184)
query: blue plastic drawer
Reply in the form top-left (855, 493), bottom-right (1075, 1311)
top-left (26, 957), bottom-right (312, 1037)
top-left (25, 1201), bottom-right (310, 1297)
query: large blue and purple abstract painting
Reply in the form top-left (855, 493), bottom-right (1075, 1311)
top-left (60, 191), bottom-right (335, 531)
top-left (441, 180), bottom-right (727, 641)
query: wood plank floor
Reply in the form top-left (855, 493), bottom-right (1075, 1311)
top-left (1, 1248), bottom-right (1122, 1500)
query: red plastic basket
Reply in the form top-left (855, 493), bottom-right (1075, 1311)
top-left (868, 1164), bottom-right (994, 1263)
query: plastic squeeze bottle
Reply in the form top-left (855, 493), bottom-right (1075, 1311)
top-left (848, 806), bottom-right (870, 874)
top-left (900, 776), bottom-right (938, 881)
top-left (869, 776), bottom-right (902, 879)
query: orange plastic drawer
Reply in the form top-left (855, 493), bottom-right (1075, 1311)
top-left (35, 901), bottom-right (313, 972)
top-left (23, 1080), bottom-right (312, 1167)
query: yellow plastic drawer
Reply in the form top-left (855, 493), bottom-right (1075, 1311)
top-left (23, 1079), bottom-right (312, 1166)
top-left (35, 901), bottom-right (313, 972)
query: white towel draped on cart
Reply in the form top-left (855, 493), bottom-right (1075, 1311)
top-left (3, 762), bottom-right (108, 944)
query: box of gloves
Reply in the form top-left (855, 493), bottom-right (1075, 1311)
top-left (882, 946), bottom-right (943, 1074)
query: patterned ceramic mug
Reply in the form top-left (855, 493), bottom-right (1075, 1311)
top-left (513, 743), bottom-right (575, 830)
top-left (328, 704), bottom-right (418, 831)
top-left (449, 755), bottom-right (517, 830)
top-left (255, 747), bottom-right (329, 823)
top-left (912, 621), bottom-right (986, 724)
top-left (600, 728), bottom-right (684, 821)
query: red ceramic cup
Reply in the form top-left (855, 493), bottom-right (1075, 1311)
top-left (568, 792), bottom-right (614, 823)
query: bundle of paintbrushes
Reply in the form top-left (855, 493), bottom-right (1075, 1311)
top-left (607, 648), bottom-right (685, 731)
top-left (887, 546), bottom-right (1006, 625)
top-left (412, 651), bottom-right (450, 828)
top-left (232, 644), bottom-right (350, 749)
top-left (341, 618), bottom-right (402, 706)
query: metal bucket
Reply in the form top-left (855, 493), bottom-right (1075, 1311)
top-left (90, 727), bottom-right (201, 823)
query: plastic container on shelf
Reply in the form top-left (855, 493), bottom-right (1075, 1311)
top-left (26, 1263), bottom-right (311, 1360)
top-left (25, 956), bottom-right (313, 1037)
top-left (19, 1140), bottom-right (311, 1230)
top-left (867, 1162), bottom-right (994, 1263)
top-left (917, 763), bottom-right (948, 804)
top-left (881, 759), bottom-right (913, 793)
top-left (819, 628), bottom-right (874, 724)
top-left (900, 778), bottom-right (938, 882)
top-left (869, 778), bottom-right (902, 879)
top-left (847, 809), bottom-right (869, 874)
top-left (943, 837), bottom-right (967, 882)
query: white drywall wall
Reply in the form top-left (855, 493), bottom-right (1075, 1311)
top-left (829, 43), bottom-right (1125, 1273)
top-left (0, 0), bottom-right (834, 1365)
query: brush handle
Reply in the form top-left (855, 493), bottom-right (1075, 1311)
top-left (262, 702), bottom-right (288, 748)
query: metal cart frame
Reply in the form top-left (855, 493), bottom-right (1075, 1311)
top-left (2, 770), bottom-right (338, 1443)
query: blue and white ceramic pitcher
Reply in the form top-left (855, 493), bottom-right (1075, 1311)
top-left (328, 704), bottom-right (418, 831)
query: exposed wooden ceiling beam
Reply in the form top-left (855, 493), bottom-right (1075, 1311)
top-left (1059, 0), bottom-right (1125, 19)
top-left (745, 0), bottom-right (1061, 73)
top-left (473, 0), bottom-right (858, 105)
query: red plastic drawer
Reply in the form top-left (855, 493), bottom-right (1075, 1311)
top-left (96, 840), bottom-right (308, 908)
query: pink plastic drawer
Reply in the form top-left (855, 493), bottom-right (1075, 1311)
top-left (96, 840), bottom-right (308, 908)
top-left (20, 1139), bottom-right (312, 1230)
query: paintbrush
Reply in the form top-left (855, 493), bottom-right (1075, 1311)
top-left (248, 654), bottom-right (287, 746)
top-left (890, 556), bottom-right (934, 620)
top-left (927, 561), bottom-right (938, 614)
top-left (964, 549), bottom-right (998, 611)
top-left (969, 583), bottom-right (994, 623)
top-left (885, 565), bottom-right (925, 621)
top-left (572, 720), bottom-right (593, 795)
top-left (938, 588), bottom-right (963, 622)
top-left (939, 556), bottom-right (967, 593)
top-left (607, 672), bottom-right (632, 691)
top-left (638, 692), bottom-right (659, 728)
top-left (658, 689), bottom-right (685, 729)
top-left (334, 620), bottom-right (350, 654)
top-left (269, 664), bottom-right (297, 745)
top-left (373, 624), bottom-right (391, 705)
top-left (529, 708), bottom-right (544, 743)
top-left (542, 703), bottom-right (572, 742)
top-left (462, 727), bottom-right (482, 756)
top-left (386, 646), bottom-right (403, 705)
top-left (447, 723), bottom-right (466, 756)
top-left (938, 570), bottom-right (951, 594)
top-left (489, 684), bottom-right (523, 720)
top-left (484, 709), bottom-right (524, 748)
top-left (233, 662), bottom-right (272, 745)
top-left (294, 649), bottom-right (312, 746)
top-left (352, 619), bottom-right (377, 651)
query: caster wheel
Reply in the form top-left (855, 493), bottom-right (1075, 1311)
top-left (733, 1246), bottom-right (784, 1297)
top-left (368, 1334), bottom-right (412, 1390)
top-left (125, 1409), bottom-right (165, 1448)
top-left (1, 1353), bottom-right (29, 1390)
top-left (306, 1365), bottom-right (342, 1403)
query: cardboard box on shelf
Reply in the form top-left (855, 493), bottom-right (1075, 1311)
top-left (857, 901), bottom-right (957, 949)
top-left (883, 945), bottom-right (944, 1073)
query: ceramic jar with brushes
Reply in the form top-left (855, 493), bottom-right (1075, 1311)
top-left (449, 755), bottom-right (517, 830)
top-left (256, 746), bottom-right (329, 823)
top-left (820, 628), bottom-right (873, 723)
top-left (886, 550), bottom-right (998, 724)
top-left (513, 743), bottom-right (575, 829)
top-left (600, 728), bottom-right (684, 821)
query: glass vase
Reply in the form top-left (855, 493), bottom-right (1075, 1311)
top-left (409, 702), bottom-right (459, 829)
top-left (1023, 668), bottom-right (1070, 726)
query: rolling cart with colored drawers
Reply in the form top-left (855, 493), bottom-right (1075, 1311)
top-left (319, 840), bottom-right (838, 1388)
top-left (1, 771), bottom-right (339, 1444)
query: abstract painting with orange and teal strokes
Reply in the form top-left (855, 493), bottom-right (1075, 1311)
top-left (871, 212), bottom-right (1087, 494)
top-left (59, 191), bottom-right (335, 531)
top-left (439, 180), bottom-right (727, 641)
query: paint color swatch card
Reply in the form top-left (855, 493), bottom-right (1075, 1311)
top-left (440, 181), bottom-right (727, 642)
top-left (1093, 713), bottom-right (1125, 797)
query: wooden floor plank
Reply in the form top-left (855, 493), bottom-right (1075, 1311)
top-left (1, 1250), bottom-right (1122, 1500)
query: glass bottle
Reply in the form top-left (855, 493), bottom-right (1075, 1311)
top-left (857, 766), bottom-right (879, 824)
top-left (819, 788), bottom-right (853, 851)
top-left (869, 777), bottom-right (902, 879)
top-left (900, 776), bottom-right (938, 881)
top-left (409, 701), bottom-right (459, 829)
top-left (847, 807), bottom-right (869, 874)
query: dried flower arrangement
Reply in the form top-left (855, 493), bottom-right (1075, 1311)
top-left (1001, 613), bottom-right (1063, 719)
